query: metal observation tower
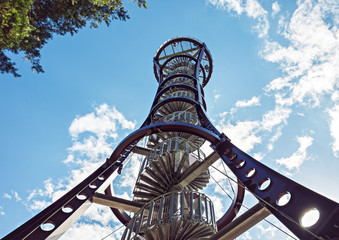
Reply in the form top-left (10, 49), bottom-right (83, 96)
top-left (3, 36), bottom-right (339, 240)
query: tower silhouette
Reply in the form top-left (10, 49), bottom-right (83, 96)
top-left (3, 36), bottom-right (339, 240)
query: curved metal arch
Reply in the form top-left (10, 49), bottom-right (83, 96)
top-left (107, 122), bottom-right (220, 165)
top-left (105, 186), bottom-right (131, 225)
top-left (217, 178), bottom-right (245, 230)
top-left (106, 122), bottom-right (244, 230)
top-left (159, 54), bottom-right (207, 84)
top-left (200, 84), bottom-right (205, 97)
top-left (201, 94), bottom-right (207, 111)
top-left (153, 36), bottom-right (213, 85)
top-left (196, 105), bottom-right (221, 135)
top-left (152, 83), bottom-right (198, 108)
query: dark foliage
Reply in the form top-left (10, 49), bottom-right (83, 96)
top-left (0, 0), bottom-right (146, 77)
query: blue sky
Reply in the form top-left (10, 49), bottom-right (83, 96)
top-left (0, 0), bottom-right (338, 239)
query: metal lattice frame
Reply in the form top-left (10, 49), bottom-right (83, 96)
top-left (3, 36), bottom-right (339, 240)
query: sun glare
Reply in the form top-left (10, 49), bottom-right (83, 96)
top-left (300, 208), bottom-right (320, 227)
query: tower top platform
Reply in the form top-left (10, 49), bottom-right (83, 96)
top-left (153, 36), bottom-right (213, 87)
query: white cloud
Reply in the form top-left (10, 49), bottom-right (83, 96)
top-left (245, 0), bottom-right (269, 37)
top-left (81, 204), bottom-right (119, 226)
top-left (68, 135), bottom-right (113, 160)
top-left (229, 96), bottom-right (261, 116)
top-left (261, 106), bottom-right (291, 132)
top-left (10, 104), bottom-right (140, 239)
top-left (210, 0), bottom-right (338, 164)
top-left (214, 89), bottom-right (221, 102)
top-left (210, 161), bottom-right (233, 195)
top-left (245, 0), bottom-right (264, 18)
top-left (208, 0), bottom-right (244, 15)
top-left (253, 152), bottom-right (264, 161)
top-left (201, 141), bottom-right (215, 156)
top-left (3, 193), bottom-right (11, 200)
top-left (241, 231), bottom-right (253, 240)
top-left (60, 222), bottom-right (124, 240)
top-left (49, 160), bottom-right (103, 204)
top-left (0, 206), bottom-right (5, 215)
top-left (264, 77), bottom-right (292, 92)
top-left (69, 104), bottom-right (136, 139)
top-left (217, 120), bottom-right (261, 152)
top-left (63, 154), bottom-right (74, 164)
top-left (217, 106), bottom-right (288, 153)
top-left (208, 195), bottom-right (225, 219)
top-left (267, 126), bottom-right (283, 151)
top-left (212, 0), bottom-right (338, 178)
top-left (272, 1), bottom-right (280, 17)
top-left (332, 91), bottom-right (339, 102)
top-left (29, 200), bottom-right (50, 211)
top-left (257, 224), bottom-right (277, 237)
top-left (65, 104), bottom-right (136, 163)
top-left (261, 0), bottom-right (339, 163)
top-left (276, 135), bottom-right (313, 171)
top-left (208, 0), bottom-right (269, 37)
top-left (327, 104), bottom-right (339, 157)
top-left (262, 0), bottom-right (339, 107)
top-left (13, 191), bottom-right (21, 202)
top-left (118, 155), bottom-right (142, 192)
top-left (43, 179), bottom-right (55, 198)
top-left (24, 103), bottom-right (137, 233)
top-left (24, 179), bottom-right (56, 212)
top-left (235, 96), bottom-right (261, 108)
top-left (217, 99), bottom-right (291, 160)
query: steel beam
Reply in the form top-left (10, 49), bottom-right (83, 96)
top-left (92, 193), bottom-right (143, 213)
top-left (133, 146), bottom-right (151, 156)
top-left (208, 203), bottom-right (271, 240)
top-left (216, 140), bottom-right (339, 239)
top-left (172, 151), bottom-right (220, 189)
top-left (2, 160), bottom-right (123, 240)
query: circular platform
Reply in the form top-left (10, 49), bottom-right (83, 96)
top-left (153, 36), bottom-right (213, 87)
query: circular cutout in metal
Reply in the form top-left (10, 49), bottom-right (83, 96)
top-left (276, 191), bottom-right (291, 206)
top-left (300, 208), bottom-right (320, 227)
top-left (62, 205), bottom-right (73, 214)
top-left (246, 168), bottom-right (256, 178)
top-left (236, 159), bottom-right (246, 169)
top-left (258, 178), bottom-right (272, 191)
top-left (76, 193), bottom-right (87, 201)
top-left (41, 222), bottom-right (55, 231)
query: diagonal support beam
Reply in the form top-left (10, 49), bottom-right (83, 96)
top-left (92, 193), bottom-right (144, 213)
top-left (172, 150), bottom-right (220, 190)
top-left (133, 146), bottom-right (151, 156)
top-left (208, 203), bottom-right (271, 240)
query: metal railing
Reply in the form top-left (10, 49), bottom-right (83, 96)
top-left (162, 76), bottom-right (195, 88)
top-left (159, 89), bottom-right (195, 101)
top-left (162, 111), bottom-right (199, 125)
top-left (137, 137), bottom-right (206, 177)
top-left (122, 191), bottom-right (217, 240)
